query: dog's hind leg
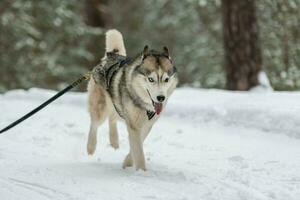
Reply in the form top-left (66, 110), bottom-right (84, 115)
top-left (109, 116), bottom-right (119, 149)
top-left (87, 121), bottom-right (99, 155)
top-left (87, 108), bottom-right (107, 155)
top-left (87, 111), bottom-right (107, 155)
top-left (86, 81), bottom-right (107, 155)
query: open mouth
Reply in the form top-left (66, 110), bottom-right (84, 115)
top-left (146, 90), bottom-right (163, 115)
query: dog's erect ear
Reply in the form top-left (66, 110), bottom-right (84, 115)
top-left (141, 45), bottom-right (149, 60)
top-left (163, 46), bottom-right (171, 59)
top-left (143, 45), bottom-right (149, 54)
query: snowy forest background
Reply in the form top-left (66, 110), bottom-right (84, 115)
top-left (0, 0), bottom-right (299, 92)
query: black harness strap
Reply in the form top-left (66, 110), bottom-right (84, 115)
top-left (0, 73), bottom-right (91, 134)
top-left (147, 110), bottom-right (156, 120)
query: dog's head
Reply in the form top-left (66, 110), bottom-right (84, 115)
top-left (131, 45), bottom-right (178, 115)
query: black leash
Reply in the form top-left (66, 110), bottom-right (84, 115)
top-left (0, 72), bottom-right (91, 134)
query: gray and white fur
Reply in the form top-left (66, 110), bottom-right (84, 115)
top-left (86, 29), bottom-right (178, 171)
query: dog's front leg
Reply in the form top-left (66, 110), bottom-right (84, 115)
top-left (123, 125), bottom-right (152, 169)
top-left (127, 126), bottom-right (146, 171)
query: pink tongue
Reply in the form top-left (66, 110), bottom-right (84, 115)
top-left (154, 102), bottom-right (163, 115)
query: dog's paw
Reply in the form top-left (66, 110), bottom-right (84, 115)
top-left (122, 160), bottom-right (133, 169)
top-left (122, 154), bottom-right (133, 169)
top-left (87, 140), bottom-right (97, 155)
top-left (109, 130), bottom-right (119, 150)
top-left (135, 165), bottom-right (147, 171)
top-left (110, 141), bottom-right (119, 150)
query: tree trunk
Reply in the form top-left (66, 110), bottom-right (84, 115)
top-left (85, 0), bottom-right (112, 27)
top-left (82, 0), bottom-right (111, 91)
top-left (282, 0), bottom-right (289, 72)
top-left (221, 0), bottom-right (262, 90)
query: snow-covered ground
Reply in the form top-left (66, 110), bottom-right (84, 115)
top-left (0, 88), bottom-right (299, 200)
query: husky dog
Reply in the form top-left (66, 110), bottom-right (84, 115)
top-left (86, 29), bottom-right (178, 170)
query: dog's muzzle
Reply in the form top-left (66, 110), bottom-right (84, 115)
top-left (146, 90), bottom-right (163, 115)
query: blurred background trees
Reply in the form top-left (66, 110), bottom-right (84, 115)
top-left (0, 0), bottom-right (103, 92)
top-left (0, 0), bottom-right (299, 92)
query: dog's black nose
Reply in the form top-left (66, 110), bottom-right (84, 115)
top-left (157, 95), bottom-right (165, 102)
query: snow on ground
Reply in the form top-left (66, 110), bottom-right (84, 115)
top-left (0, 87), bottom-right (299, 200)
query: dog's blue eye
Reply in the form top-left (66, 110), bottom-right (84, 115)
top-left (148, 77), bottom-right (154, 82)
top-left (164, 78), bottom-right (169, 82)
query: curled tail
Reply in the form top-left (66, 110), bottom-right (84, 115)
top-left (105, 29), bottom-right (126, 56)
